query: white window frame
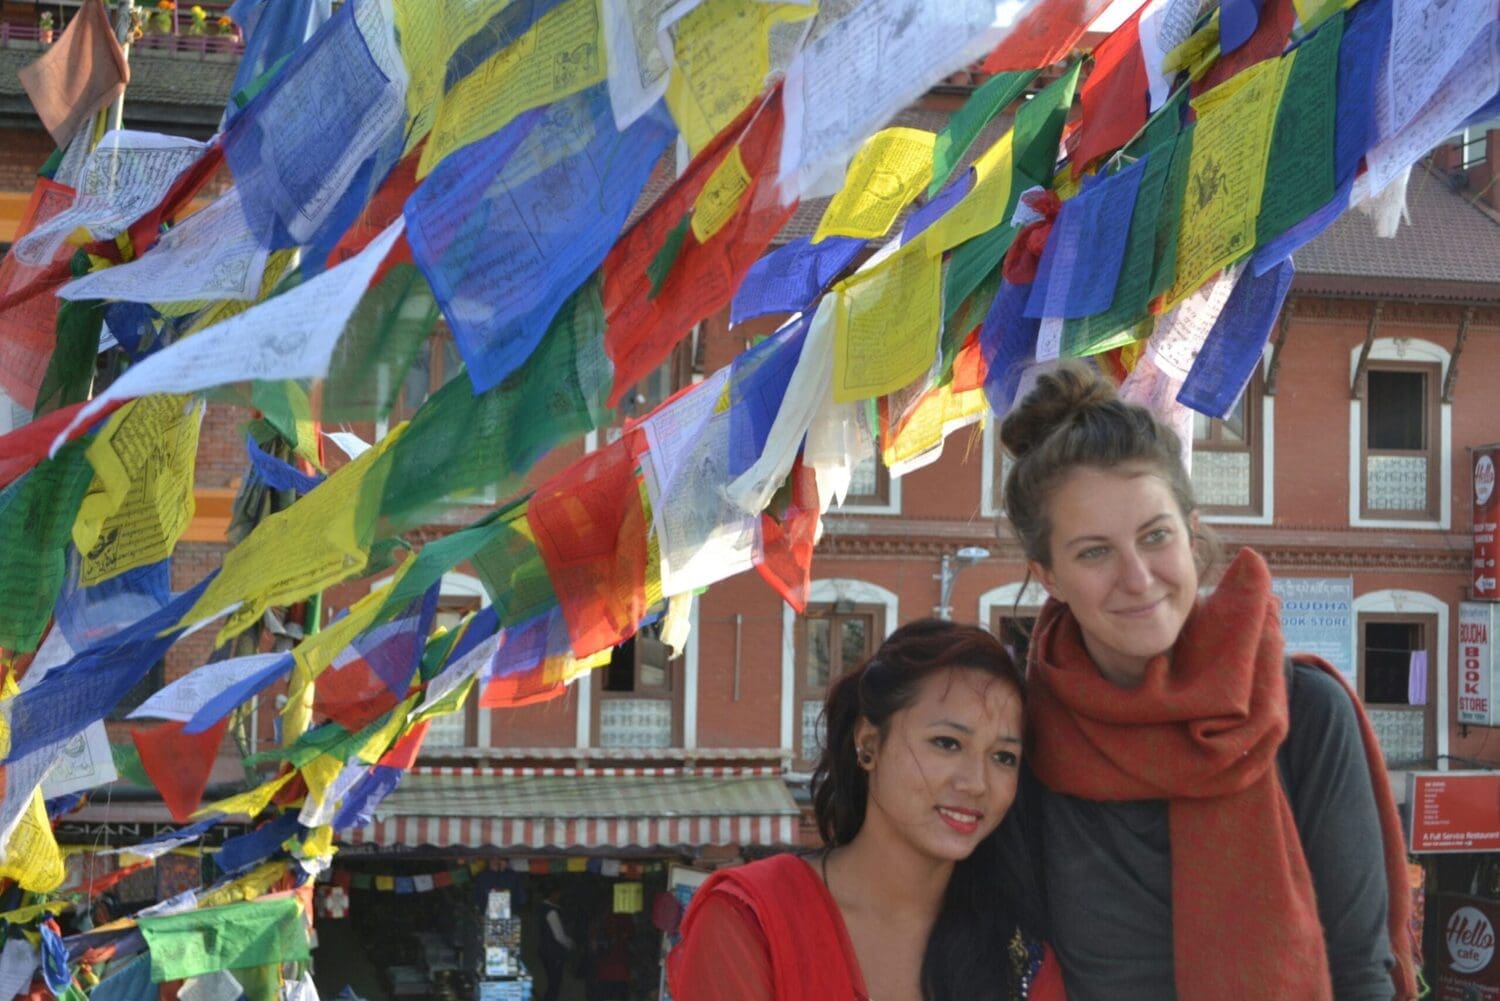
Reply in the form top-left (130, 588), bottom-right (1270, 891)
top-left (780, 579), bottom-right (899, 772)
top-left (981, 418), bottom-right (1006, 519)
top-left (1351, 588), bottom-right (1449, 765)
top-left (977, 581), bottom-right (1048, 626)
top-left (832, 462), bottom-right (903, 516)
top-left (1198, 349), bottom-right (1277, 527)
top-left (1348, 337), bottom-right (1452, 530)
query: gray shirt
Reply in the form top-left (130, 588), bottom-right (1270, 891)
top-left (1041, 663), bottom-right (1396, 1001)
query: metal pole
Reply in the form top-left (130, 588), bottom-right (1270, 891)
top-left (936, 554), bottom-right (955, 619)
top-left (108, 0), bottom-right (137, 131)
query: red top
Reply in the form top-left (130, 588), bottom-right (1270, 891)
top-left (667, 854), bottom-right (869, 1000)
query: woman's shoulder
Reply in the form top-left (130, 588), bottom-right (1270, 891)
top-left (699, 852), bottom-right (822, 904)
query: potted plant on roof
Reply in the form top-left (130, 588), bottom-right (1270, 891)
top-left (188, 5), bottom-right (208, 35)
top-left (150, 0), bottom-right (176, 35)
top-left (38, 12), bottom-right (54, 44)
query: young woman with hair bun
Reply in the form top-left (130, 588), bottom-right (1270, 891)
top-left (1000, 360), bottom-right (1418, 1001)
top-left (667, 618), bottom-right (1062, 1000)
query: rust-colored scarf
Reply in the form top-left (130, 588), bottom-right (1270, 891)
top-left (1027, 548), bottom-right (1417, 1000)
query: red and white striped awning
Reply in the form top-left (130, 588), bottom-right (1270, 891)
top-left (344, 768), bottom-right (801, 851)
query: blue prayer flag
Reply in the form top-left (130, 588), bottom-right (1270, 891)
top-left (215, 813), bottom-right (302, 874)
top-left (54, 550), bottom-right (171, 653)
top-left (1220, 0), bottom-right (1265, 55)
top-left (226, 0), bottom-right (333, 119)
top-left (184, 653), bottom-right (294, 735)
top-left (1334, 0), bottom-right (1390, 187)
top-left (246, 436), bottom-right (325, 494)
top-left (1024, 158), bottom-right (1146, 320)
top-left (730, 237), bottom-right (863, 326)
top-left (405, 85), bottom-right (676, 394)
top-left (1178, 259), bottom-right (1295, 418)
top-left (981, 280), bottom-right (1040, 416)
top-left (901, 171), bottom-right (974, 244)
top-left (333, 764), bottom-right (404, 830)
top-left (728, 316), bottom-right (810, 478)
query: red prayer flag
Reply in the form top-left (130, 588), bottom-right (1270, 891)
top-left (0, 396), bottom-right (125, 490)
top-left (1072, 9), bottom-right (1151, 175)
top-left (326, 143), bottom-right (423, 281)
top-left (951, 328), bottom-right (988, 394)
top-left (1195, 0), bottom-right (1296, 94)
top-left (432, 869), bottom-right (454, 888)
top-left (131, 718), bottom-right (230, 823)
top-left (603, 86), bottom-right (796, 408)
top-left (754, 460), bottom-right (819, 613)
top-left (16, 0), bottom-right (130, 148)
top-left (0, 178), bottom-right (77, 410)
top-left (525, 430), bottom-right (650, 657)
top-left (377, 719), bottom-right (429, 770)
top-left (313, 657), bottom-right (404, 733)
top-left (982, 0), bottom-right (1116, 72)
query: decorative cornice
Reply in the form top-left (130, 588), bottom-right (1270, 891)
top-left (1288, 295), bottom-right (1500, 326)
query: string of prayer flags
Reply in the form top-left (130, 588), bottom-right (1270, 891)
top-left (1253, 14), bottom-right (1340, 247)
top-left (223, 0), bottom-right (405, 247)
top-left (12, 132), bottom-right (208, 269)
top-left (2, 573), bottom-right (213, 763)
top-left (312, 587), bottom-right (437, 732)
top-left (902, 171), bottom-right (974, 245)
top-left (131, 719), bottom-right (233, 824)
top-left (406, 85), bottom-right (674, 395)
top-left (604, 86), bottom-right (795, 408)
top-left (138, 896), bottom-right (311, 983)
top-left (50, 218), bottom-right (406, 455)
top-left (183, 656), bottom-right (294, 736)
top-left (929, 69), bottom-right (1036, 198)
top-left (1073, 8), bottom-right (1152, 176)
top-left (1382, 0), bottom-right (1494, 138)
top-left (16, 0), bottom-right (128, 148)
top-left (419, 0), bottom-right (603, 178)
top-left (526, 428), bottom-right (650, 658)
top-left (776, 0), bottom-right (1036, 202)
top-left (729, 236), bottom-right (864, 326)
top-left (478, 608), bottom-right (572, 708)
top-left (663, 0), bottom-right (814, 156)
top-left (0, 440), bottom-right (97, 652)
top-left (831, 241), bottom-right (943, 404)
top-left (1178, 257), bottom-right (1294, 417)
top-left (1195, 0), bottom-right (1294, 94)
top-left (1333, 0), bottom-right (1387, 189)
top-left (981, 0), bottom-right (1114, 72)
top-left (1163, 57), bottom-right (1287, 308)
top-left (376, 275), bottom-right (611, 528)
top-left (1024, 158), bottom-right (1147, 320)
top-left (814, 128), bottom-right (939, 242)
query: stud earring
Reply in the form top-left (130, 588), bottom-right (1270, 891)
top-left (857, 748), bottom-right (873, 766)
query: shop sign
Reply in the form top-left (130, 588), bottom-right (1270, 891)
top-left (1476, 446), bottom-right (1500, 599)
top-left (1272, 577), bottom-right (1355, 687)
top-left (1461, 603), bottom-right (1499, 725)
top-left (1409, 772), bottom-right (1500, 854)
top-left (1439, 895), bottom-right (1500, 998)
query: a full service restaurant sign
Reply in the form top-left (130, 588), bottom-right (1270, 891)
top-left (1408, 772), bottom-right (1500, 854)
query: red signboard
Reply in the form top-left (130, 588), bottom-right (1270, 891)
top-left (1475, 446), bottom-right (1500, 599)
top-left (1410, 772), bottom-right (1500, 854)
top-left (1439, 895), bottom-right (1500, 998)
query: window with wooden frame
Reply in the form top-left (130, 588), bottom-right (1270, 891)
top-left (1361, 362), bottom-right (1441, 520)
top-left (1358, 613), bottom-right (1437, 766)
top-left (839, 450), bottom-right (892, 508)
top-left (988, 609), bottom-right (1038, 668)
top-left (795, 602), bottom-right (883, 769)
top-left (593, 618), bottom-right (683, 748)
top-left (1190, 375), bottom-right (1263, 516)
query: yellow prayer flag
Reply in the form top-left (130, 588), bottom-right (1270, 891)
top-left (0, 791), bottom-right (66, 891)
top-left (1164, 57), bottom-right (1289, 308)
top-left (691, 147), bottom-right (752, 243)
top-left (354, 697), bottom-right (419, 765)
top-left (814, 128), bottom-right (937, 242)
top-left (197, 861), bottom-right (289, 908)
top-left (831, 243), bottom-right (942, 403)
top-left (664, 0), bottom-right (815, 154)
top-left (883, 384), bottom-right (988, 472)
top-left (613, 881), bottom-right (644, 914)
top-left (297, 754), bottom-right (345, 817)
top-left (296, 825), bottom-right (335, 861)
top-left (375, 875), bottom-right (396, 891)
top-left (922, 129), bottom-right (1015, 254)
top-left (418, 0), bottom-right (606, 177)
top-left (194, 771), bottom-right (296, 821)
top-left (73, 395), bottom-right (202, 585)
top-left (566, 858), bottom-right (587, 873)
top-left (1162, 10), bottom-right (1221, 81)
top-left (178, 424), bottom-right (407, 646)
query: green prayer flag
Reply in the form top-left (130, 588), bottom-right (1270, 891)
top-left (943, 224), bottom-right (1017, 326)
top-left (34, 253), bottom-right (105, 418)
top-left (111, 741), bottom-right (153, 788)
top-left (929, 70), bottom-right (1037, 197)
top-left (647, 214), bottom-right (693, 299)
top-left (0, 439), bottom-right (95, 651)
top-left (138, 897), bottom-right (309, 982)
top-left (1255, 15), bottom-right (1341, 246)
top-left (322, 263), bottom-right (442, 423)
top-left (1149, 122), bottom-right (1196, 304)
top-left (1012, 62), bottom-right (1083, 191)
top-left (230, 964), bottom-right (280, 1001)
top-left (469, 506), bottom-right (558, 626)
top-left (1063, 144), bottom-right (1178, 356)
top-left (375, 508), bottom-right (516, 622)
top-left (379, 277), bottom-right (611, 528)
top-left (1126, 86), bottom-right (1189, 161)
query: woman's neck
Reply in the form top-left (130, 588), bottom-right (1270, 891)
top-left (831, 824), bottom-right (953, 922)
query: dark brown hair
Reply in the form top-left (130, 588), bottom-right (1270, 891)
top-left (999, 360), bottom-right (1198, 567)
top-left (809, 617), bottom-right (1030, 1000)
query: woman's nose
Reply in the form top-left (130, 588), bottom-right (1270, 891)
top-left (1118, 548), bottom-right (1152, 592)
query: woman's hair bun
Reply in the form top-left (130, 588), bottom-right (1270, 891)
top-left (998, 360), bottom-right (1118, 460)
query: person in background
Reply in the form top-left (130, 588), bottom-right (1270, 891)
top-left (998, 360), bottom-right (1419, 1001)
top-left (668, 619), bottom-right (1061, 1000)
top-left (539, 883), bottom-right (575, 1001)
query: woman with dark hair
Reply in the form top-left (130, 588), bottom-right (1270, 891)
top-left (667, 618), bottom-right (1060, 1000)
top-left (999, 360), bottom-right (1418, 1001)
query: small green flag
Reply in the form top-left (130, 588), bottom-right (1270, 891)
top-left (929, 70), bottom-right (1037, 197)
top-left (139, 896), bottom-right (310, 983)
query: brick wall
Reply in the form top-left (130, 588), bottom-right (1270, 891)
top-left (0, 126), bottom-right (54, 192)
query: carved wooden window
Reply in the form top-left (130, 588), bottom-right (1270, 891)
top-left (1361, 363), bottom-right (1440, 519)
top-left (1358, 613), bottom-right (1437, 766)
top-left (795, 603), bottom-right (883, 769)
top-left (1191, 374), bottom-right (1263, 516)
